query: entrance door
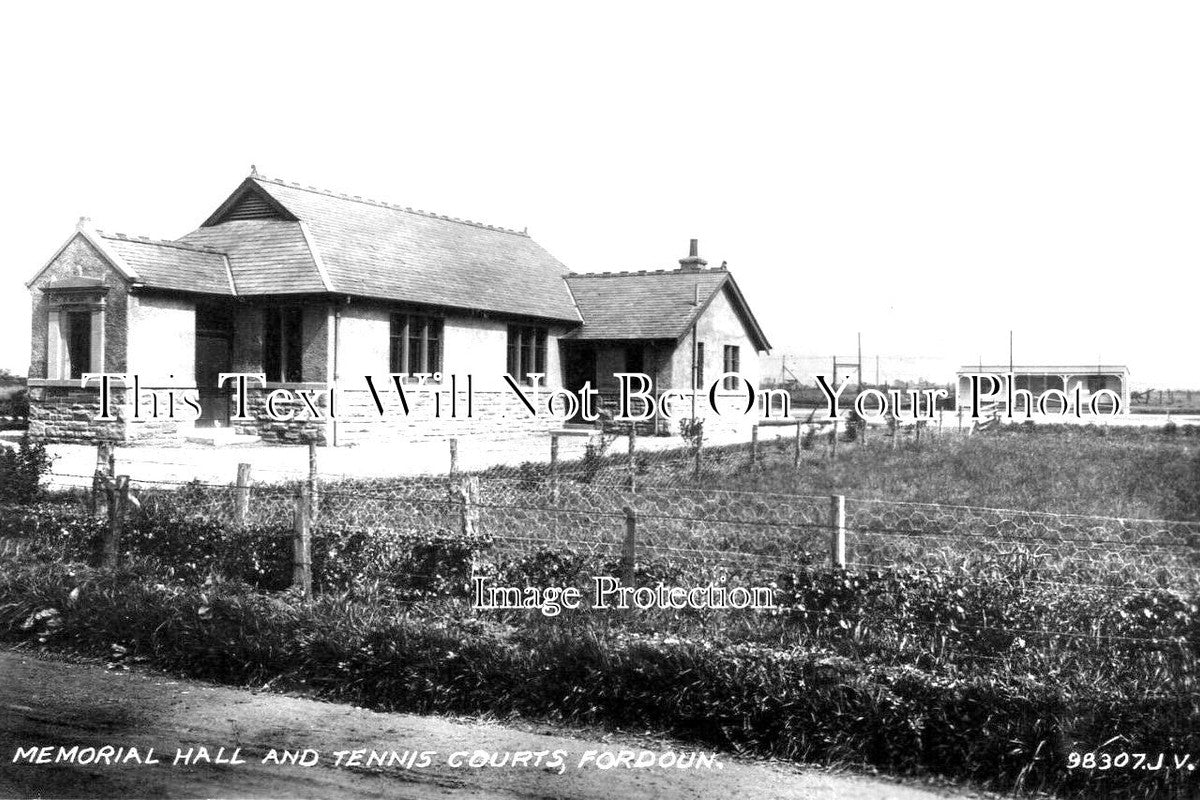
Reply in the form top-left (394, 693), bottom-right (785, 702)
top-left (562, 343), bottom-right (597, 424)
top-left (195, 305), bottom-right (234, 427)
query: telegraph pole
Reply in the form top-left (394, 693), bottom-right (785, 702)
top-left (857, 333), bottom-right (863, 391)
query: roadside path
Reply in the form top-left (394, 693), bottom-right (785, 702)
top-left (0, 649), bottom-right (977, 800)
top-left (35, 428), bottom-right (782, 488)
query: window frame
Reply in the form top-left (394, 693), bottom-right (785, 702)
top-left (506, 324), bottom-right (548, 385)
top-left (389, 313), bottom-right (444, 378)
top-left (63, 309), bottom-right (93, 379)
top-left (723, 344), bottom-right (740, 390)
top-left (45, 287), bottom-right (106, 381)
top-left (264, 306), bottom-right (304, 383)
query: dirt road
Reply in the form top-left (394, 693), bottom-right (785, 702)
top-left (0, 650), bottom-right (982, 800)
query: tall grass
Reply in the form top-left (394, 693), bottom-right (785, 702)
top-left (630, 425), bottom-right (1200, 519)
top-left (0, 557), bottom-right (1194, 799)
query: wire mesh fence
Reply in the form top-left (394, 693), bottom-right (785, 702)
top-left (7, 445), bottom-right (1198, 683)
top-left (44, 449), bottom-right (1200, 594)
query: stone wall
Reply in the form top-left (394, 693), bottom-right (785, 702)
top-left (231, 386), bottom-right (330, 445)
top-left (331, 384), bottom-right (561, 446)
top-left (27, 385), bottom-right (127, 443)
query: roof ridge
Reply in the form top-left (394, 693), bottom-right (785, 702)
top-left (98, 230), bottom-right (227, 256)
top-left (569, 267), bottom-right (729, 277)
top-left (252, 174), bottom-right (531, 238)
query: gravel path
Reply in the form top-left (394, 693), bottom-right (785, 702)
top-left (0, 649), bottom-right (979, 800)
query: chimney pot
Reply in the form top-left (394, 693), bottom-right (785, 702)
top-left (678, 238), bottom-right (707, 271)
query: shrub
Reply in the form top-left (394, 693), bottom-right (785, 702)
top-left (0, 502), bottom-right (104, 560)
top-left (679, 417), bottom-right (704, 450)
top-left (842, 410), bottom-right (866, 442)
top-left (0, 436), bottom-right (51, 504)
top-left (0, 560), bottom-right (1194, 799)
top-left (313, 526), bottom-right (489, 601)
top-left (516, 460), bottom-right (549, 490)
top-left (0, 383), bottom-right (29, 420)
top-left (498, 549), bottom-right (591, 587)
top-left (0, 499), bottom-right (490, 602)
top-left (800, 426), bottom-right (816, 450)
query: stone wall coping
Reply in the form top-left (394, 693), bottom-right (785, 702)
top-left (27, 379), bottom-right (106, 389)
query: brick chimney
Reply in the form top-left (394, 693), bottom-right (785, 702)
top-left (678, 238), bottom-right (707, 271)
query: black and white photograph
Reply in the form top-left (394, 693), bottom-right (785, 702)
top-left (1, 3), bottom-right (1197, 799)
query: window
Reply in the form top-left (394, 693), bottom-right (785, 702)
top-left (390, 314), bottom-right (443, 376)
top-left (64, 311), bottom-right (92, 379)
top-left (694, 342), bottom-right (705, 389)
top-left (46, 289), bottom-right (105, 381)
top-left (264, 307), bottom-right (303, 383)
top-left (506, 325), bottom-right (547, 383)
top-left (723, 345), bottom-right (740, 390)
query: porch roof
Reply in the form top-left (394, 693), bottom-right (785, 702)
top-left (563, 268), bottom-right (771, 350)
top-left (100, 233), bottom-right (234, 295)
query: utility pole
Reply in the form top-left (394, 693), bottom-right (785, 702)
top-left (831, 337), bottom-right (864, 389)
top-left (857, 332), bottom-right (863, 391)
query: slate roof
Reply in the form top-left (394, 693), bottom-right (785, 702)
top-left (99, 233), bottom-right (233, 296)
top-left (37, 174), bottom-right (771, 348)
top-left (177, 220), bottom-right (325, 295)
top-left (563, 268), bottom-right (770, 350)
top-left (178, 176), bottom-right (582, 322)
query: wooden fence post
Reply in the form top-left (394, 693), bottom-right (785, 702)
top-left (549, 433), bottom-right (560, 503)
top-left (456, 475), bottom-right (480, 538)
top-left (293, 484), bottom-right (313, 599)
top-left (793, 419), bottom-right (802, 468)
top-left (622, 505), bottom-right (637, 586)
top-left (91, 441), bottom-right (114, 517)
top-left (103, 475), bottom-right (129, 568)
top-left (449, 437), bottom-right (459, 477)
top-left (750, 424), bottom-right (759, 468)
top-left (234, 463), bottom-right (252, 526)
top-left (627, 423), bottom-right (637, 492)
top-left (693, 426), bottom-right (703, 481)
top-left (307, 441), bottom-right (319, 524)
top-left (829, 494), bottom-right (846, 568)
top-left (831, 419), bottom-right (839, 461)
top-left (915, 421), bottom-right (922, 449)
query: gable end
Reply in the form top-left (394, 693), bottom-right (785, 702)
top-left (222, 191), bottom-right (279, 221)
top-left (202, 179), bottom-right (298, 227)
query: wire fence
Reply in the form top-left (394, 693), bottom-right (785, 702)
top-left (5, 446), bottom-right (1196, 692)
top-left (42, 434), bottom-right (1200, 594)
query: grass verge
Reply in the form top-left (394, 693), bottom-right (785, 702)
top-left (0, 557), bottom-right (1195, 799)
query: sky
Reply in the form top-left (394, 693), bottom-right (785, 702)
top-left (2, 2), bottom-right (1197, 388)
